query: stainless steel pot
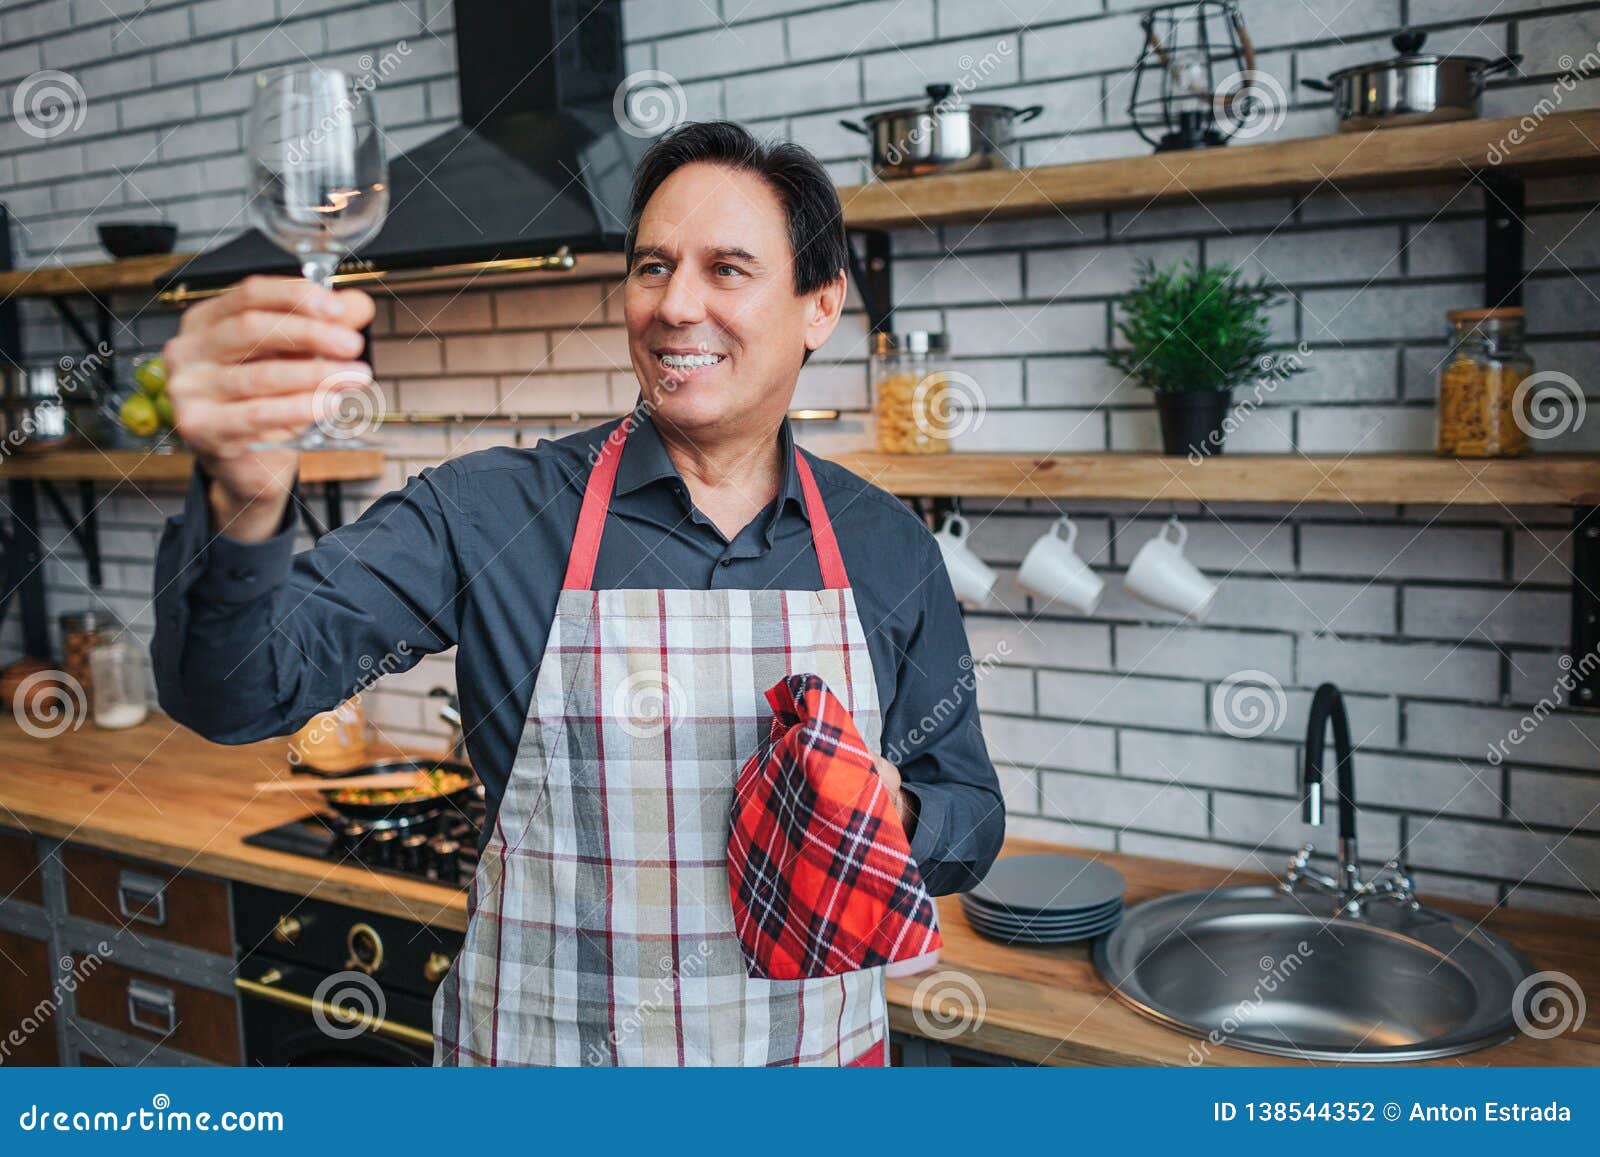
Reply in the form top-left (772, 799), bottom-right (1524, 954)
top-left (841, 83), bottom-right (1044, 180)
top-left (1301, 31), bottom-right (1519, 131)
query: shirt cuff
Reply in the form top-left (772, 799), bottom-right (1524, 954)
top-left (187, 465), bottom-right (300, 604)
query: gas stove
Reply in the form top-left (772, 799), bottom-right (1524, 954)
top-left (244, 793), bottom-right (484, 888)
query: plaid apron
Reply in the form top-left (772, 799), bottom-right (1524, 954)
top-left (433, 416), bottom-right (889, 1065)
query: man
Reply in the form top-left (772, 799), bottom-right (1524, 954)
top-left (154, 120), bottom-right (1003, 1066)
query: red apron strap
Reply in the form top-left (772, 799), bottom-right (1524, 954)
top-left (793, 449), bottom-right (849, 591)
top-left (560, 414), bottom-right (634, 590)
top-left (562, 416), bottom-right (851, 591)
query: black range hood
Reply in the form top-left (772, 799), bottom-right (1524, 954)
top-left (161, 0), bottom-right (646, 294)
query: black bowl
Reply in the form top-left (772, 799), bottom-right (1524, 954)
top-left (97, 222), bottom-right (178, 259)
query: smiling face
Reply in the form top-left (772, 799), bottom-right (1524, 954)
top-left (623, 161), bottom-right (846, 441)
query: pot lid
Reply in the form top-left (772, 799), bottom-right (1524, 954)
top-left (1327, 29), bottom-right (1497, 77)
top-left (862, 82), bottom-right (1023, 122)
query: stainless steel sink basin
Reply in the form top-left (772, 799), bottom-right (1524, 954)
top-left (1093, 885), bottom-right (1536, 1063)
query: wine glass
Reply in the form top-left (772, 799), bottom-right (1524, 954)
top-left (245, 66), bottom-right (389, 450)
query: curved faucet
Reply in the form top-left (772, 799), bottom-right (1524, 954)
top-left (1284, 682), bottom-right (1416, 916)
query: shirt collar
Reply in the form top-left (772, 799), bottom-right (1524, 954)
top-left (614, 402), bottom-right (809, 537)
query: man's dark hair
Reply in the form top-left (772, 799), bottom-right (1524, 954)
top-left (624, 121), bottom-right (848, 366)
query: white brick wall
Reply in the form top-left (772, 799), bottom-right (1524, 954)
top-left (2, 0), bottom-right (1598, 913)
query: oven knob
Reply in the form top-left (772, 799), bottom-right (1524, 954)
top-left (424, 951), bottom-right (453, 984)
top-left (345, 922), bottom-right (385, 975)
top-left (369, 828), bottom-right (398, 867)
top-left (272, 915), bottom-right (303, 945)
top-left (429, 838), bottom-right (460, 884)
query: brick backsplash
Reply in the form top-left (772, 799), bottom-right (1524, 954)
top-left (2, 0), bottom-right (1598, 912)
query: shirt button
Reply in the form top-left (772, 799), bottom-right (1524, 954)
top-left (226, 567), bottom-right (257, 582)
top-left (719, 558), bottom-right (732, 567)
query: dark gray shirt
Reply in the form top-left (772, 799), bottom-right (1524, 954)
top-left (152, 406), bottom-right (1003, 894)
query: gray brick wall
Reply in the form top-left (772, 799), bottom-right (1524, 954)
top-left (3, 0), bottom-right (1599, 913)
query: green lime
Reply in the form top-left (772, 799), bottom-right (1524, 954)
top-left (153, 393), bottom-right (175, 429)
top-left (119, 393), bottom-right (159, 437)
top-left (134, 356), bottom-right (167, 397)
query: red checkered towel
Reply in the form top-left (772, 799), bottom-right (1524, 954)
top-left (728, 673), bottom-right (942, 980)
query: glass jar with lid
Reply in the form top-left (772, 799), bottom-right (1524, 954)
top-left (870, 330), bottom-right (953, 454)
top-left (88, 636), bottom-right (148, 730)
top-left (60, 610), bottom-right (117, 703)
top-left (1436, 307), bottom-right (1534, 458)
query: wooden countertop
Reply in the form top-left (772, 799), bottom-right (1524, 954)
top-left (1, 718), bottom-right (1594, 1066)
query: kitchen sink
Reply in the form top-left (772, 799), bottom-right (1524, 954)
top-left (1093, 884), bottom-right (1536, 1062)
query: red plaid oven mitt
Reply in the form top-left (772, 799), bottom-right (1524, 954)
top-left (728, 673), bottom-right (941, 980)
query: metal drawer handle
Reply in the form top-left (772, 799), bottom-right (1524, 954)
top-left (126, 979), bottom-right (177, 1036)
top-left (116, 870), bottom-right (167, 927)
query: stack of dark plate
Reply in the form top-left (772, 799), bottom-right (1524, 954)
top-left (960, 854), bottom-right (1126, 945)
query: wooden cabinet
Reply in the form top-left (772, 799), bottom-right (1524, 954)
top-left (0, 929), bottom-right (59, 1065)
top-left (61, 845), bottom-right (232, 956)
top-left (70, 956), bottom-right (241, 1064)
top-left (0, 830), bottom-right (42, 906)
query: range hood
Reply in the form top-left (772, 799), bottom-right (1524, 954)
top-left (160, 0), bottom-right (646, 296)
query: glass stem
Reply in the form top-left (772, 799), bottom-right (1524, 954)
top-left (302, 252), bottom-right (338, 288)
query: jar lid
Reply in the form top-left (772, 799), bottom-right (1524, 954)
top-left (870, 330), bottom-right (948, 357)
top-left (1447, 306), bottom-right (1525, 322)
top-left (60, 610), bottom-right (118, 633)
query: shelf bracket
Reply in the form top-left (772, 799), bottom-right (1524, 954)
top-left (1, 479), bottom-right (53, 659)
top-left (1477, 169), bottom-right (1526, 309)
top-left (845, 227), bottom-right (893, 335)
top-left (36, 479), bottom-right (102, 588)
top-left (1571, 506), bottom-right (1600, 710)
top-left (290, 483), bottom-right (348, 541)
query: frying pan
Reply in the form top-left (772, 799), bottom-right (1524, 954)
top-left (322, 756), bottom-right (479, 824)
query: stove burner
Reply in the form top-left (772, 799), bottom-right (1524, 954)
top-left (245, 794), bottom-right (484, 887)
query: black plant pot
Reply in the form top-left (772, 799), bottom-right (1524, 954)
top-left (1155, 389), bottom-right (1234, 457)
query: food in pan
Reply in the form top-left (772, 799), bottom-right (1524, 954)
top-left (331, 766), bottom-right (471, 806)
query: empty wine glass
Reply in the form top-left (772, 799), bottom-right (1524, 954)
top-left (246, 65), bottom-right (389, 450)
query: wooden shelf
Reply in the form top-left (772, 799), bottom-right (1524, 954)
top-left (827, 451), bottom-right (1600, 506)
top-left (0, 449), bottom-right (384, 483)
top-left (0, 253), bottom-right (196, 298)
top-left (838, 111), bottom-right (1600, 229)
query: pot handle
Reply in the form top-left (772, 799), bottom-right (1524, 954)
top-left (838, 118), bottom-right (869, 136)
top-left (1299, 78), bottom-right (1334, 93)
top-left (1015, 104), bottom-right (1044, 123)
top-left (1478, 53), bottom-right (1522, 79)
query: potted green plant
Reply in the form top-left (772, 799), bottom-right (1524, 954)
top-left (1108, 260), bottom-right (1300, 456)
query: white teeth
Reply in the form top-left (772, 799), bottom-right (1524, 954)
top-left (659, 353), bottom-right (723, 368)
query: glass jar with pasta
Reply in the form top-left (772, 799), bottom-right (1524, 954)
top-left (1436, 307), bottom-right (1534, 458)
top-left (870, 330), bottom-right (953, 454)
